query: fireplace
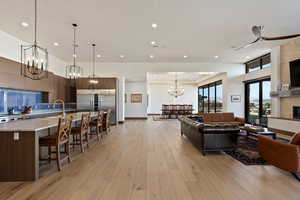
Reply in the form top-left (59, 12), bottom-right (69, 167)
top-left (293, 106), bottom-right (300, 120)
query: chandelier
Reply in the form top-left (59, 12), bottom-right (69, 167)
top-left (168, 73), bottom-right (184, 98)
top-left (21, 0), bottom-right (48, 80)
top-left (66, 24), bottom-right (83, 79)
top-left (89, 44), bottom-right (99, 85)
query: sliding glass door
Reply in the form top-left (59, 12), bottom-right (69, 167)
top-left (245, 79), bottom-right (271, 126)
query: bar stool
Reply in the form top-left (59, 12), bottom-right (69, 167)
top-left (89, 111), bottom-right (104, 141)
top-left (103, 109), bottom-right (112, 135)
top-left (70, 113), bottom-right (90, 153)
top-left (39, 116), bottom-right (73, 171)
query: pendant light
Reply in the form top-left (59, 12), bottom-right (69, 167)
top-left (89, 44), bottom-right (98, 85)
top-left (168, 73), bottom-right (184, 98)
top-left (21, 0), bottom-right (48, 80)
top-left (66, 23), bottom-right (83, 79)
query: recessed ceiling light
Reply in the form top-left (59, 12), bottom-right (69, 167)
top-left (214, 55), bottom-right (219, 59)
top-left (53, 42), bottom-right (59, 46)
top-left (21, 22), bottom-right (29, 27)
top-left (183, 55), bottom-right (188, 58)
top-left (150, 41), bottom-right (156, 45)
top-left (152, 23), bottom-right (158, 29)
top-left (149, 54), bottom-right (154, 59)
top-left (120, 54), bottom-right (125, 58)
top-left (97, 54), bottom-right (101, 58)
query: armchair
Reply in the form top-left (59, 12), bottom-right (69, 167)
top-left (258, 134), bottom-right (300, 181)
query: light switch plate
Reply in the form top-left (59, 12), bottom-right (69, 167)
top-left (13, 132), bottom-right (19, 140)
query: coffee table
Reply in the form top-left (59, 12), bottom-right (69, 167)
top-left (240, 125), bottom-right (276, 139)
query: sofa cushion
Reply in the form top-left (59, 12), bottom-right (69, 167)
top-left (205, 121), bottom-right (240, 126)
top-left (202, 123), bottom-right (240, 133)
top-left (290, 133), bottom-right (300, 145)
top-left (202, 113), bottom-right (235, 123)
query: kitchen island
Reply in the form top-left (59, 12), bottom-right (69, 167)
top-left (0, 111), bottom-right (98, 181)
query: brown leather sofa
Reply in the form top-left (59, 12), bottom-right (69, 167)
top-left (199, 113), bottom-right (245, 126)
top-left (258, 134), bottom-right (300, 181)
top-left (179, 115), bottom-right (240, 155)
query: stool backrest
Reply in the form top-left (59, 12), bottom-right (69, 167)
top-left (80, 113), bottom-right (90, 133)
top-left (56, 116), bottom-right (72, 144)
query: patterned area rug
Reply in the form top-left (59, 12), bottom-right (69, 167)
top-left (225, 135), bottom-right (268, 165)
top-left (152, 116), bottom-right (177, 121)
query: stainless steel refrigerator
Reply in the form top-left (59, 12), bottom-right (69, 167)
top-left (77, 89), bottom-right (116, 124)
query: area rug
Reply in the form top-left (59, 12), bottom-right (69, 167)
top-left (152, 116), bottom-right (176, 121)
top-left (225, 135), bottom-right (268, 165)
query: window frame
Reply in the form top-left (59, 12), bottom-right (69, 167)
top-left (198, 80), bottom-right (222, 113)
top-left (245, 53), bottom-right (271, 73)
top-left (244, 78), bottom-right (271, 126)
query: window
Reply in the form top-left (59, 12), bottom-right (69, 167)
top-left (216, 84), bottom-right (223, 112)
top-left (198, 80), bottom-right (222, 113)
top-left (203, 87), bottom-right (209, 112)
top-left (0, 90), bottom-right (4, 113)
top-left (209, 85), bottom-right (216, 113)
top-left (0, 89), bottom-right (43, 114)
top-left (245, 54), bottom-right (271, 73)
top-left (245, 78), bottom-right (271, 126)
top-left (198, 88), bottom-right (204, 113)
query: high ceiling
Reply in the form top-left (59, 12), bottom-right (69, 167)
top-left (147, 72), bottom-right (218, 84)
top-left (0, 0), bottom-right (300, 63)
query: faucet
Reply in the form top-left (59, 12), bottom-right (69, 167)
top-left (53, 99), bottom-right (65, 117)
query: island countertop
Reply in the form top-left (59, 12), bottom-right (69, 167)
top-left (0, 111), bottom-right (98, 132)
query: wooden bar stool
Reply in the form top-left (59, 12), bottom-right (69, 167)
top-left (89, 111), bottom-right (104, 141)
top-left (70, 113), bottom-right (90, 153)
top-left (103, 109), bottom-right (112, 135)
top-left (39, 116), bottom-right (73, 171)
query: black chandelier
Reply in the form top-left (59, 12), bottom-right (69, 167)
top-left (89, 44), bottom-right (99, 85)
top-left (21, 0), bottom-right (48, 80)
top-left (66, 24), bottom-right (82, 79)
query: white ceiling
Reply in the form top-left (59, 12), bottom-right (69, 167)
top-left (0, 0), bottom-right (300, 63)
top-left (147, 72), bottom-right (217, 84)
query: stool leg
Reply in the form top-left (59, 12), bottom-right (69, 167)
top-left (96, 125), bottom-right (100, 142)
top-left (67, 141), bottom-right (71, 163)
top-left (48, 146), bottom-right (51, 164)
top-left (80, 134), bottom-right (84, 153)
top-left (86, 132), bottom-right (90, 148)
top-left (56, 145), bottom-right (61, 171)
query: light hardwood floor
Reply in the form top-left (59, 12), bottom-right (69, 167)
top-left (1, 119), bottom-right (300, 200)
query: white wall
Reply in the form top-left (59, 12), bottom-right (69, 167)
top-left (0, 30), bottom-right (67, 77)
top-left (148, 83), bottom-right (198, 114)
top-left (125, 81), bottom-right (148, 118)
top-left (117, 77), bottom-right (125, 122)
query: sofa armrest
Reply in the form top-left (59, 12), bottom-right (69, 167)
top-left (235, 117), bottom-right (246, 125)
top-left (258, 135), bottom-right (300, 173)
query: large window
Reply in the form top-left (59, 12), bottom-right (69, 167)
top-left (246, 54), bottom-right (271, 73)
top-left (0, 89), bottom-right (43, 114)
top-left (245, 79), bottom-right (271, 126)
top-left (198, 80), bottom-right (222, 113)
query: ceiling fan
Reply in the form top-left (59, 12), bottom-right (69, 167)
top-left (234, 26), bottom-right (300, 50)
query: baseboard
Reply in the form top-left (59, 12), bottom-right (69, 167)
top-left (125, 117), bottom-right (148, 120)
top-left (147, 113), bottom-right (161, 116)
